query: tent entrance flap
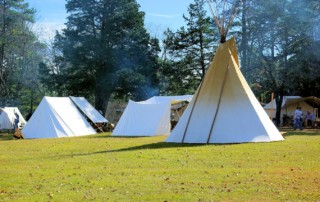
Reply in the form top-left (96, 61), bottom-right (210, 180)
top-left (70, 96), bottom-right (108, 123)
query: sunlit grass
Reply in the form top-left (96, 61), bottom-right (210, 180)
top-left (0, 131), bottom-right (319, 201)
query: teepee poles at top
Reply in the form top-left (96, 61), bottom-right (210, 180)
top-left (206, 0), bottom-right (237, 43)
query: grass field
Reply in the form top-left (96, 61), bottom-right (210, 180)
top-left (0, 130), bottom-right (319, 201)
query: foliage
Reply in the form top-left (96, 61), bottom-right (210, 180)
top-left (160, 0), bottom-right (319, 107)
top-left (160, 0), bottom-right (219, 95)
top-left (41, 0), bottom-right (161, 112)
top-left (235, 0), bottom-right (320, 125)
top-left (0, 131), bottom-right (319, 201)
top-left (0, 0), bottom-right (45, 116)
top-left (288, 39), bottom-right (320, 96)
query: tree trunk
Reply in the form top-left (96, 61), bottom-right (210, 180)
top-left (95, 90), bottom-right (110, 117)
top-left (30, 89), bottom-right (34, 114)
top-left (275, 86), bottom-right (284, 127)
top-left (0, 0), bottom-right (6, 97)
top-left (95, 70), bottom-right (114, 117)
top-left (199, 30), bottom-right (206, 79)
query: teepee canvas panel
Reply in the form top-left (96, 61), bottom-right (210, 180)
top-left (166, 38), bottom-right (284, 144)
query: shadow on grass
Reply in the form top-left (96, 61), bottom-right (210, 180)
top-left (89, 135), bottom-right (151, 139)
top-left (280, 128), bottom-right (320, 137)
top-left (85, 133), bottom-right (165, 139)
top-left (71, 141), bottom-right (206, 157)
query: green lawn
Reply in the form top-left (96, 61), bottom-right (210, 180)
top-left (0, 131), bottom-right (319, 201)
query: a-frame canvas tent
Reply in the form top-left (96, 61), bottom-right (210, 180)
top-left (22, 97), bottom-right (97, 138)
top-left (112, 95), bottom-right (192, 137)
top-left (166, 38), bottom-right (284, 144)
top-left (0, 107), bottom-right (26, 130)
top-left (70, 96), bottom-right (108, 123)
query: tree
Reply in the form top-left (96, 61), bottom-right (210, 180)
top-left (235, 0), bottom-right (320, 125)
top-left (160, 0), bottom-right (219, 95)
top-left (19, 39), bottom-right (47, 115)
top-left (287, 0), bottom-right (320, 96)
top-left (46, 0), bottom-right (160, 113)
top-left (0, 0), bottom-right (45, 114)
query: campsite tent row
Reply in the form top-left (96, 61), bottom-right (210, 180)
top-left (21, 96), bottom-right (108, 139)
top-left (0, 107), bottom-right (26, 130)
top-left (13, 38), bottom-right (284, 144)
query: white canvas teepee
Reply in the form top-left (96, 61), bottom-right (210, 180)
top-left (22, 97), bottom-right (97, 138)
top-left (166, 38), bottom-right (284, 144)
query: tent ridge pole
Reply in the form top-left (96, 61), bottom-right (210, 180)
top-left (181, 81), bottom-right (204, 143)
top-left (206, 62), bottom-right (230, 144)
top-left (207, 43), bottom-right (235, 144)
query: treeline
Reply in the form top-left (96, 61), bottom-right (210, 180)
top-left (0, 0), bottom-right (46, 116)
top-left (1, 0), bottom-right (319, 121)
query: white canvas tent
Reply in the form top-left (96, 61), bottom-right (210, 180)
top-left (264, 96), bottom-right (319, 125)
top-left (112, 100), bottom-right (171, 136)
top-left (0, 107), bottom-right (26, 130)
top-left (166, 38), bottom-right (284, 144)
top-left (112, 95), bottom-right (192, 137)
top-left (22, 97), bottom-right (97, 138)
top-left (70, 96), bottom-right (108, 123)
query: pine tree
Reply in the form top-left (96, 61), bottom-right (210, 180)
top-left (49, 0), bottom-right (160, 112)
top-left (161, 0), bottom-right (219, 95)
top-left (0, 0), bottom-right (42, 111)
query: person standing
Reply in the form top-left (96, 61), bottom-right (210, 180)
top-left (14, 112), bottom-right (19, 130)
top-left (293, 107), bottom-right (303, 130)
top-left (305, 110), bottom-right (316, 128)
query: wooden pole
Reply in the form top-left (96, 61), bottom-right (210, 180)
top-left (206, 43), bottom-right (234, 144)
top-left (270, 92), bottom-right (274, 120)
top-left (181, 81), bottom-right (204, 143)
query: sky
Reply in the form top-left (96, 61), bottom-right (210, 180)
top-left (25, 0), bottom-right (196, 42)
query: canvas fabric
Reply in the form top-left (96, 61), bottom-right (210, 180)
top-left (70, 96), bottom-right (108, 123)
top-left (112, 100), bottom-right (171, 136)
top-left (22, 97), bottom-right (96, 138)
top-left (166, 38), bottom-right (284, 144)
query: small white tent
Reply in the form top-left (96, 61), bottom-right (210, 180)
top-left (112, 100), bottom-right (171, 136)
top-left (22, 97), bottom-right (97, 138)
top-left (0, 107), bottom-right (26, 130)
top-left (112, 95), bottom-right (192, 137)
top-left (166, 38), bottom-right (284, 144)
